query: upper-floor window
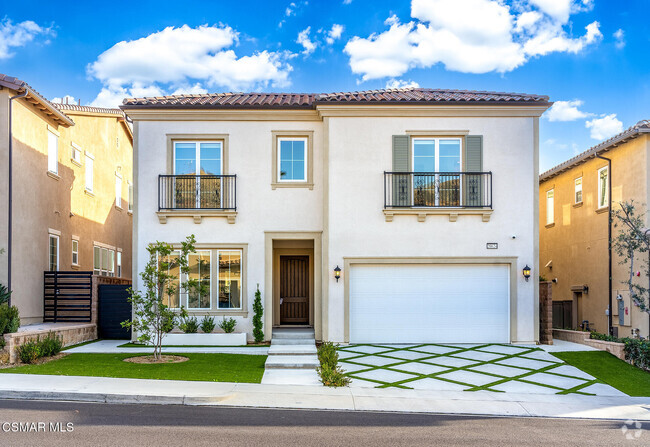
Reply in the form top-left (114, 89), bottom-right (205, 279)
top-left (574, 177), bottom-right (582, 204)
top-left (115, 173), bottom-right (122, 208)
top-left (49, 233), bottom-right (59, 271)
top-left (71, 143), bottom-right (82, 165)
top-left (47, 130), bottom-right (58, 174)
top-left (598, 166), bottom-right (608, 209)
top-left (546, 189), bottom-right (554, 225)
top-left (278, 138), bottom-right (307, 182)
top-left (128, 181), bottom-right (133, 213)
top-left (85, 152), bottom-right (94, 193)
top-left (412, 138), bottom-right (462, 172)
top-left (174, 141), bottom-right (222, 175)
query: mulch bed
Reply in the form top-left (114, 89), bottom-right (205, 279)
top-left (0, 352), bottom-right (68, 369)
top-left (123, 355), bottom-right (189, 364)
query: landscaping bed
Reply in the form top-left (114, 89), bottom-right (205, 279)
top-left (0, 352), bottom-right (267, 383)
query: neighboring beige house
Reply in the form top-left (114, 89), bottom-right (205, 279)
top-left (539, 120), bottom-right (650, 338)
top-left (122, 88), bottom-right (550, 344)
top-left (0, 74), bottom-right (134, 325)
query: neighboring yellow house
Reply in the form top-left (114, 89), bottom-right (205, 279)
top-left (0, 74), bottom-right (133, 325)
top-left (539, 120), bottom-right (650, 338)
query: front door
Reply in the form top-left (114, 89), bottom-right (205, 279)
top-left (280, 256), bottom-right (309, 324)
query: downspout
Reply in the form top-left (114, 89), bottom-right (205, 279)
top-left (596, 153), bottom-right (613, 335)
top-left (7, 89), bottom-right (28, 306)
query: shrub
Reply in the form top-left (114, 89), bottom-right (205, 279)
top-left (624, 338), bottom-right (650, 371)
top-left (218, 317), bottom-right (237, 334)
top-left (252, 286), bottom-right (264, 342)
top-left (317, 342), bottom-right (339, 369)
top-left (200, 316), bottom-right (216, 333)
top-left (17, 341), bottom-right (41, 364)
top-left (317, 363), bottom-right (351, 387)
top-left (0, 337), bottom-right (5, 350)
top-left (590, 331), bottom-right (622, 342)
top-left (0, 303), bottom-right (20, 335)
top-left (39, 332), bottom-right (63, 357)
top-left (0, 283), bottom-right (10, 305)
top-left (180, 316), bottom-right (199, 333)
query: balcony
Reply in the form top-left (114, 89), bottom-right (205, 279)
top-left (157, 174), bottom-right (237, 224)
top-left (383, 172), bottom-right (493, 222)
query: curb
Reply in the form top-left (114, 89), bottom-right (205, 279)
top-left (0, 390), bottom-right (234, 406)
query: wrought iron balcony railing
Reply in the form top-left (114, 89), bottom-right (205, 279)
top-left (159, 174), bottom-right (237, 211)
top-left (384, 172), bottom-right (492, 208)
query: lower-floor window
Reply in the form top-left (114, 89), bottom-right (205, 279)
top-left (117, 251), bottom-right (122, 277)
top-left (160, 251), bottom-right (180, 308)
top-left (94, 245), bottom-right (115, 276)
top-left (218, 250), bottom-right (241, 309)
top-left (49, 234), bottom-right (59, 271)
top-left (71, 239), bottom-right (79, 266)
top-left (188, 251), bottom-right (211, 309)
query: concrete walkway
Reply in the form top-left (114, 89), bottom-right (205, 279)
top-left (1, 373), bottom-right (649, 421)
top-left (262, 328), bottom-right (321, 386)
top-left (66, 340), bottom-right (269, 355)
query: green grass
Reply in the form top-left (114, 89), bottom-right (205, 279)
top-left (0, 353), bottom-right (267, 383)
top-left (552, 351), bottom-right (650, 397)
top-left (117, 342), bottom-right (268, 348)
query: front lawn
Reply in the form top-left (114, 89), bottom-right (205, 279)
top-left (117, 342), bottom-right (268, 348)
top-left (0, 353), bottom-right (267, 383)
top-left (552, 351), bottom-right (650, 397)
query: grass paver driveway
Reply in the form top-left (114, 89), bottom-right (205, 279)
top-left (338, 343), bottom-right (627, 396)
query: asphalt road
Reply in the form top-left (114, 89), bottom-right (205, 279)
top-left (0, 399), bottom-right (642, 446)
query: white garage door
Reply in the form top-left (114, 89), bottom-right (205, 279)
top-left (349, 264), bottom-right (510, 344)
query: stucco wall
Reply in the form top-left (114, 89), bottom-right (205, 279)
top-left (540, 135), bottom-right (650, 337)
top-left (5, 98), bottom-right (133, 324)
top-left (0, 91), bottom-right (9, 285)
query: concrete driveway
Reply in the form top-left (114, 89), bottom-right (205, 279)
top-left (338, 343), bottom-right (625, 397)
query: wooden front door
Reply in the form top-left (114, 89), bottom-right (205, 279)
top-left (280, 256), bottom-right (309, 324)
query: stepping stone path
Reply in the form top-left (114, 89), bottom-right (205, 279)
top-left (261, 328), bottom-right (321, 386)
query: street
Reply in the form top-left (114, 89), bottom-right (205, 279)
top-left (0, 399), bottom-right (640, 446)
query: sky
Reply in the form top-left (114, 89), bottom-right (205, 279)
top-left (1, 0), bottom-right (648, 172)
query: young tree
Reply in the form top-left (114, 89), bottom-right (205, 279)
top-left (252, 285), bottom-right (264, 342)
top-left (122, 235), bottom-right (197, 360)
top-left (612, 201), bottom-right (650, 312)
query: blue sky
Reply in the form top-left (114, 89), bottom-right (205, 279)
top-left (1, 0), bottom-right (647, 171)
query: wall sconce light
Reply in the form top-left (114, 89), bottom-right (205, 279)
top-left (334, 265), bottom-right (341, 282)
top-left (523, 265), bottom-right (531, 282)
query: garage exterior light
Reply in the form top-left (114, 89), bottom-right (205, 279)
top-left (334, 265), bottom-right (341, 282)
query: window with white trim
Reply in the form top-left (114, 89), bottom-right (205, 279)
top-left (71, 143), bottom-right (82, 165)
top-left (575, 177), bottom-right (582, 204)
top-left (115, 173), bottom-right (122, 208)
top-left (93, 245), bottom-right (115, 277)
top-left (160, 251), bottom-right (180, 308)
top-left (49, 234), bottom-right (59, 271)
top-left (277, 138), bottom-right (307, 182)
top-left (546, 189), bottom-right (554, 225)
top-left (85, 153), bottom-right (94, 192)
top-left (173, 141), bottom-right (222, 175)
top-left (188, 251), bottom-right (211, 309)
top-left (48, 130), bottom-right (58, 174)
top-left (598, 167), bottom-right (608, 209)
top-left (128, 181), bottom-right (133, 213)
top-left (117, 251), bottom-right (122, 278)
top-left (72, 239), bottom-right (79, 266)
top-left (217, 250), bottom-right (242, 309)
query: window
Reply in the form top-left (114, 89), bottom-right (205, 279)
top-left (117, 251), bottom-right (122, 278)
top-left (546, 189), bottom-right (554, 225)
top-left (47, 130), bottom-right (58, 174)
top-left (128, 181), bottom-right (133, 213)
top-left (72, 239), bottom-right (79, 266)
top-left (115, 173), bottom-right (122, 208)
top-left (412, 138), bottom-right (462, 207)
top-left (598, 167), bottom-right (608, 209)
top-left (71, 143), bottom-right (82, 165)
top-left (160, 251), bottom-right (180, 308)
top-left (188, 251), bottom-right (211, 309)
top-left (93, 245), bottom-right (115, 276)
top-left (217, 250), bottom-right (241, 309)
top-left (575, 177), bottom-right (583, 204)
top-left (48, 234), bottom-right (59, 271)
top-left (85, 153), bottom-right (94, 192)
top-left (173, 141), bottom-right (222, 175)
top-left (278, 138), bottom-right (307, 182)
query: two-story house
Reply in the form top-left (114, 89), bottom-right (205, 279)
top-left (0, 74), bottom-right (134, 325)
top-left (122, 88), bottom-right (550, 344)
top-left (540, 120), bottom-right (650, 338)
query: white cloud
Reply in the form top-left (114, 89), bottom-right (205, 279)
top-left (613, 29), bottom-right (625, 49)
top-left (343, 0), bottom-right (353, 4)
top-left (0, 18), bottom-right (55, 59)
top-left (87, 24), bottom-right (293, 107)
top-left (386, 79), bottom-right (420, 89)
top-left (586, 114), bottom-right (624, 140)
top-left (297, 27), bottom-right (317, 55)
top-left (51, 95), bottom-right (77, 104)
top-left (344, 0), bottom-right (602, 81)
top-left (545, 100), bottom-right (591, 122)
top-left (326, 24), bottom-right (344, 45)
top-left (286, 2), bottom-right (297, 16)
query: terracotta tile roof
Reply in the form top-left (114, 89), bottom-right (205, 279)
top-left (121, 87), bottom-right (550, 109)
top-left (52, 102), bottom-right (126, 117)
top-left (540, 120), bottom-right (650, 181)
top-left (0, 73), bottom-right (74, 127)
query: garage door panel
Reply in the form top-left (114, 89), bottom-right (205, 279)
top-left (350, 264), bottom-right (510, 344)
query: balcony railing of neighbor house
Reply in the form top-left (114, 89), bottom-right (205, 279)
top-left (384, 172), bottom-right (492, 208)
top-left (159, 174), bottom-right (237, 211)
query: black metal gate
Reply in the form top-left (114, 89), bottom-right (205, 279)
top-left (552, 300), bottom-right (573, 329)
top-left (44, 271), bottom-right (92, 322)
top-left (98, 284), bottom-right (132, 339)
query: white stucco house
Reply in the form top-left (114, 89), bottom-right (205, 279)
top-left (121, 87), bottom-right (551, 345)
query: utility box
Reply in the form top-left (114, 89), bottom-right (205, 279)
top-left (616, 291), bottom-right (631, 327)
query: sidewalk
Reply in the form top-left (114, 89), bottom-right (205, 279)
top-left (1, 373), bottom-right (649, 420)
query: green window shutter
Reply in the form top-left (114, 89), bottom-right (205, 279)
top-left (464, 135), bottom-right (484, 207)
top-left (391, 135), bottom-right (411, 206)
